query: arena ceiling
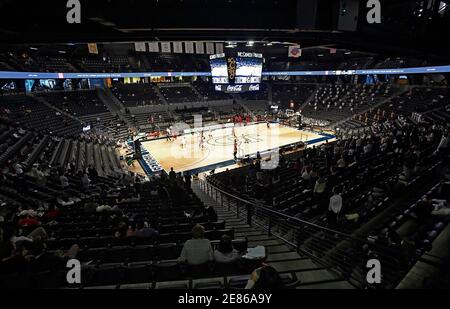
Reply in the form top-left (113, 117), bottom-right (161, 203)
top-left (0, 0), bottom-right (449, 61)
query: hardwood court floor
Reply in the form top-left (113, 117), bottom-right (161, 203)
top-left (141, 123), bottom-right (331, 173)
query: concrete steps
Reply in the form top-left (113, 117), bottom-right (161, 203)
top-left (192, 180), bottom-right (352, 289)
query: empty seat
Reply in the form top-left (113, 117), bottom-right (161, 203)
top-left (155, 260), bottom-right (182, 281)
top-left (156, 243), bottom-right (178, 260)
top-left (123, 263), bottom-right (154, 284)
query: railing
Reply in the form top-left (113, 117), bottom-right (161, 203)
top-left (198, 178), bottom-right (410, 289)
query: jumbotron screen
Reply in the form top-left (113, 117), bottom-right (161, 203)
top-left (209, 52), bottom-right (263, 93)
top-left (235, 56), bottom-right (263, 84)
top-left (210, 55), bottom-right (228, 84)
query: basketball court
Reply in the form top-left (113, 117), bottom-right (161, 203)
top-left (141, 123), bottom-right (335, 173)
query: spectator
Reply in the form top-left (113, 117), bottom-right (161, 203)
top-left (42, 204), bottom-right (60, 222)
top-left (13, 163), bottom-right (23, 176)
top-left (88, 165), bottom-right (98, 181)
top-left (214, 235), bottom-right (240, 263)
top-left (179, 224), bottom-right (213, 265)
top-left (245, 265), bottom-right (286, 289)
top-left (327, 186), bottom-right (343, 226)
top-left (59, 173), bottom-right (69, 188)
top-left (431, 199), bottom-right (450, 216)
top-left (81, 173), bottom-right (91, 190)
top-left (314, 174), bottom-right (327, 210)
top-left (169, 167), bottom-right (176, 182)
top-left (203, 205), bottom-right (218, 222)
top-left (28, 164), bottom-right (46, 186)
top-left (337, 156), bottom-right (346, 168)
top-left (18, 212), bottom-right (40, 227)
top-left (133, 221), bottom-right (159, 238)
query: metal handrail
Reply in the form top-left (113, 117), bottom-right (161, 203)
top-left (198, 177), bottom-right (409, 289)
top-left (201, 178), bottom-right (365, 243)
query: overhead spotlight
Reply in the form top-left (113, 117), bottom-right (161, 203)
top-left (317, 54), bottom-right (324, 57)
top-left (246, 41), bottom-right (254, 47)
top-left (29, 47), bottom-right (38, 50)
top-left (344, 51), bottom-right (352, 55)
top-left (58, 51), bottom-right (67, 54)
top-left (266, 42), bottom-right (273, 46)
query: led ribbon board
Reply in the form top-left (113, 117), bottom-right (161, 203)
top-left (1, 65), bottom-right (450, 79)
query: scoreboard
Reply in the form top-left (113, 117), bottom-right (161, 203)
top-left (209, 52), bottom-right (263, 93)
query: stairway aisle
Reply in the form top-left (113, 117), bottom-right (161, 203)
top-left (191, 180), bottom-right (355, 289)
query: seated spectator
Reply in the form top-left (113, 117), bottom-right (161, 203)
top-left (13, 163), bottom-right (23, 176)
top-left (133, 221), bottom-right (159, 238)
top-left (431, 199), bottom-right (450, 216)
top-left (59, 173), bottom-right (69, 188)
top-left (337, 156), bottom-right (346, 168)
top-left (26, 226), bottom-right (48, 242)
top-left (214, 235), bottom-right (240, 263)
top-left (363, 141), bottom-right (373, 154)
top-left (84, 198), bottom-right (99, 213)
top-left (314, 174), bottom-right (327, 209)
top-left (28, 164), bottom-right (46, 186)
top-left (18, 211), bottom-right (40, 227)
top-left (42, 204), bottom-right (60, 222)
top-left (0, 241), bottom-right (28, 275)
top-left (245, 265), bottom-right (286, 289)
top-left (23, 241), bottom-right (79, 272)
top-left (114, 221), bottom-right (128, 238)
top-left (203, 205), bottom-right (218, 222)
top-left (53, 196), bottom-right (71, 207)
top-left (96, 204), bottom-right (112, 213)
top-left (179, 224), bottom-right (213, 265)
top-left (81, 173), bottom-right (91, 190)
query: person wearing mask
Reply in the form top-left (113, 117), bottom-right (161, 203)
top-left (178, 224), bottom-right (213, 265)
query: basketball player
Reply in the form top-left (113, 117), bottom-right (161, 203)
top-left (166, 127), bottom-right (172, 141)
top-left (181, 135), bottom-right (186, 149)
top-left (266, 120), bottom-right (270, 129)
top-left (199, 131), bottom-right (205, 150)
top-left (242, 133), bottom-right (249, 144)
top-left (233, 138), bottom-right (238, 160)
